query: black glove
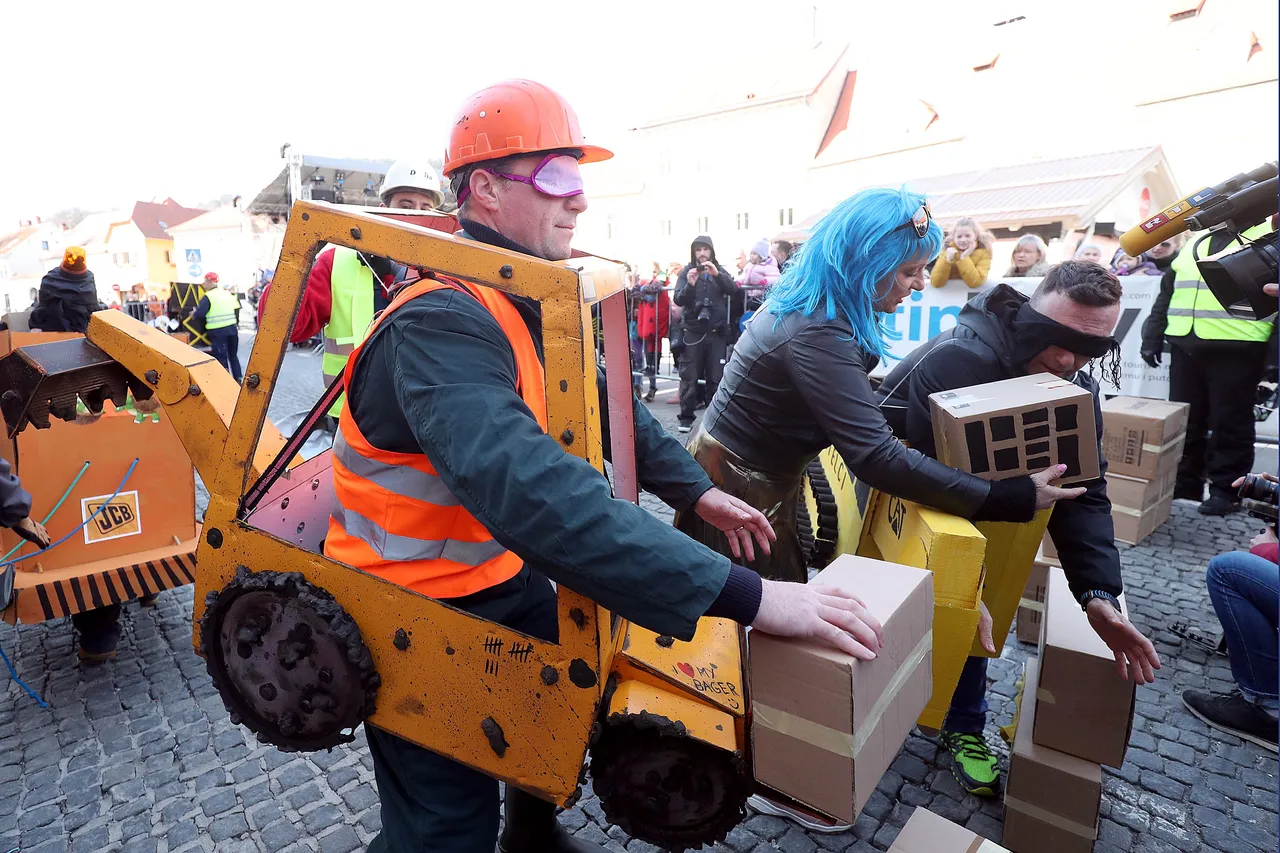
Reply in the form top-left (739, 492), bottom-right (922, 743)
top-left (1141, 347), bottom-right (1162, 368)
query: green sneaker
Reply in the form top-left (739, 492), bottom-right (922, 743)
top-left (941, 732), bottom-right (1001, 797)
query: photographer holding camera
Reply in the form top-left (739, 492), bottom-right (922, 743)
top-left (1181, 471), bottom-right (1279, 751)
top-left (674, 236), bottom-right (739, 433)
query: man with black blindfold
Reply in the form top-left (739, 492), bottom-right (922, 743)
top-left (878, 260), bottom-right (1160, 797)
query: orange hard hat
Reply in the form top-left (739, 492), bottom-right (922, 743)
top-left (443, 79), bottom-right (613, 176)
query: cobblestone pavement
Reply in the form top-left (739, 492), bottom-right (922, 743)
top-left (2, 340), bottom-right (1276, 853)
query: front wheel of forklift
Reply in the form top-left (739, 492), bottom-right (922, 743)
top-left (590, 714), bottom-right (748, 852)
top-left (200, 566), bottom-right (381, 752)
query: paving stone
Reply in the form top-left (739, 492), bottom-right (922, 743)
top-left (1157, 740), bottom-right (1197, 765)
top-left (964, 812), bottom-right (1003, 843)
top-left (871, 822), bottom-right (901, 849)
top-left (743, 815), bottom-right (790, 839)
top-left (1108, 800), bottom-right (1151, 833)
top-left (260, 819), bottom-right (302, 853)
top-left (775, 829), bottom-right (817, 853)
top-left (208, 812), bottom-right (250, 843)
top-left (1097, 819), bottom-right (1132, 848)
top-left (285, 782), bottom-right (324, 811)
top-left (303, 803), bottom-right (344, 835)
top-left (200, 786), bottom-right (239, 818)
top-left (1140, 770), bottom-right (1188, 800)
top-left (889, 754), bottom-right (928, 784)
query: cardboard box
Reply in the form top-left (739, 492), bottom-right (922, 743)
top-left (1101, 396), bottom-right (1189, 480)
top-left (1015, 558), bottom-right (1051, 645)
top-left (930, 373), bottom-right (1099, 485)
top-left (1106, 469), bottom-right (1177, 511)
top-left (749, 555), bottom-right (934, 824)
top-left (1004, 657), bottom-right (1101, 853)
top-left (1112, 493), bottom-right (1173, 545)
top-left (889, 807), bottom-right (1010, 852)
top-left (1034, 568), bottom-right (1136, 766)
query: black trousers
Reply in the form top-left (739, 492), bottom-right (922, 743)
top-left (365, 567), bottom-right (561, 853)
top-left (209, 331), bottom-right (242, 382)
top-left (1169, 341), bottom-right (1266, 500)
top-left (643, 338), bottom-right (659, 390)
top-left (678, 329), bottom-right (727, 425)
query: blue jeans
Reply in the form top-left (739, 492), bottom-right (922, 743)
top-left (943, 656), bottom-right (989, 734)
top-left (1207, 551), bottom-right (1279, 711)
top-left (209, 330), bottom-right (242, 382)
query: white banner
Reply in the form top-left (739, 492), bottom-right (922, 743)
top-left (872, 276), bottom-right (1170, 399)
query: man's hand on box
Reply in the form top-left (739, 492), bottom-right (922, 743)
top-left (753, 580), bottom-right (884, 661)
top-left (1032, 464), bottom-right (1086, 510)
top-left (695, 488), bottom-right (776, 562)
top-left (1086, 599), bottom-right (1161, 685)
top-left (975, 600), bottom-right (997, 654)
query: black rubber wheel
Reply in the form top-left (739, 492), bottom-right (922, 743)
top-left (591, 713), bottom-right (747, 852)
top-left (806, 459), bottom-right (839, 568)
top-left (200, 566), bottom-right (380, 752)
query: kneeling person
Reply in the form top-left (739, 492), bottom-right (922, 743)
top-left (877, 260), bottom-right (1162, 795)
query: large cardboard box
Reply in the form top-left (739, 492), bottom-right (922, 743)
top-left (1106, 470), bottom-right (1177, 511)
top-left (1034, 568), bottom-right (1136, 766)
top-left (1112, 494), bottom-right (1173, 545)
top-left (889, 807), bottom-right (1010, 852)
top-left (1101, 396), bottom-right (1189, 480)
top-left (749, 555), bottom-right (934, 825)
top-left (1015, 558), bottom-right (1051, 645)
top-left (930, 373), bottom-right (1099, 485)
top-left (1004, 657), bottom-right (1102, 853)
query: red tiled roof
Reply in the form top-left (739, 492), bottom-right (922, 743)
top-left (130, 199), bottom-right (205, 240)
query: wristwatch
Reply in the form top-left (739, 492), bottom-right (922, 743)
top-left (1079, 589), bottom-right (1121, 613)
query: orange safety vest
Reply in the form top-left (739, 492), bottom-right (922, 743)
top-left (324, 275), bottom-right (549, 598)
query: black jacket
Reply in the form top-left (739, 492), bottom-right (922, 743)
top-left (703, 305), bottom-right (1037, 523)
top-left (674, 235), bottom-right (737, 333)
top-left (30, 267), bottom-right (101, 333)
top-left (877, 284), bottom-right (1123, 601)
top-left (344, 220), bottom-right (754, 640)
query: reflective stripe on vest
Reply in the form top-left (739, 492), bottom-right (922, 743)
top-left (324, 276), bottom-right (548, 599)
top-left (203, 288), bottom-right (239, 330)
top-left (1165, 223), bottom-right (1272, 342)
top-left (322, 247), bottom-right (376, 417)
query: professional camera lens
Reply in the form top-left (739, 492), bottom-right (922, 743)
top-left (1238, 473), bottom-right (1280, 505)
top-left (1198, 231), bottom-right (1279, 321)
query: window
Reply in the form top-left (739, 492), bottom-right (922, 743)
top-left (40, 240), bottom-right (49, 250)
top-left (698, 216), bottom-right (709, 232)
top-left (112, 252), bottom-right (135, 267)
top-left (165, 250), bottom-right (172, 263)
top-left (736, 212), bottom-right (750, 231)
top-left (778, 208), bottom-right (794, 226)
top-left (660, 220), bottom-right (672, 237)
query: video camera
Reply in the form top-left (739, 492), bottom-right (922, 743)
top-left (1186, 162), bottom-right (1278, 322)
top-left (1238, 473), bottom-right (1279, 528)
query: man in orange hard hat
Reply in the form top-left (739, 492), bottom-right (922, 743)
top-left (327, 80), bottom-right (882, 853)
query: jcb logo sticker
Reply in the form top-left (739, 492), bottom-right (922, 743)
top-left (81, 491), bottom-right (142, 544)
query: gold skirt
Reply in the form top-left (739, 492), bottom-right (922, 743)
top-left (675, 427), bottom-right (808, 583)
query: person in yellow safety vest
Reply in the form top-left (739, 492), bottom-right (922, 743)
top-left (191, 272), bottom-right (244, 383)
top-left (254, 161), bottom-right (446, 428)
top-left (326, 78), bottom-right (883, 853)
top-left (1141, 221), bottom-right (1277, 515)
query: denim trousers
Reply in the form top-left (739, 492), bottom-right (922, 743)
top-left (1207, 550), bottom-right (1279, 711)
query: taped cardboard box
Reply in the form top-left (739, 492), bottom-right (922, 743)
top-left (1112, 494), bottom-right (1173, 546)
top-left (1015, 558), bottom-right (1051, 645)
top-left (888, 806), bottom-right (1010, 852)
top-left (1004, 657), bottom-right (1101, 853)
top-left (1106, 469), bottom-right (1177, 511)
top-left (930, 373), bottom-right (1099, 486)
top-left (1034, 567), bottom-right (1136, 766)
top-left (1101, 396), bottom-right (1189, 480)
top-left (749, 555), bottom-right (934, 825)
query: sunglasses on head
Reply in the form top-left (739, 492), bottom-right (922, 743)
top-left (457, 153), bottom-right (584, 204)
top-left (893, 201), bottom-right (933, 238)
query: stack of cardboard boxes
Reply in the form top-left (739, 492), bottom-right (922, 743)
top-left (1099, 396), bottom-right (1189, 544)
top-left (1002, 567), bottom-right (1136, 853)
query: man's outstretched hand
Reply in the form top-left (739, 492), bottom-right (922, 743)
top-left (694, 488), bottom-right (776, 562)
top-left (752, 579), bottom-right (884, 660)
top-left (1086, 599), bottom-right (1161, 685)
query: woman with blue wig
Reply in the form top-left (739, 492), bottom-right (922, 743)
top-left (677, 187), bottom-right (1083, 582)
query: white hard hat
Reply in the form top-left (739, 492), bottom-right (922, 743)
top-left (379, 160), bottom-right (443, 207)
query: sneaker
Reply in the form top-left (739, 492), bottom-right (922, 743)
top-left (677, 424), bottom-right (692, 434)
top-left (1198, 495), bottom-right (1241, 516)
top-left (746, 794), bottom-right (851, 833)
top-left (941, 731), bottom-right (1001, 797)
top-left (1182, 689), bottom-right (1278, 752)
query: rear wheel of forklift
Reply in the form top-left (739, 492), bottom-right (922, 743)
top-left (590, 713), bottom-right (747, 852)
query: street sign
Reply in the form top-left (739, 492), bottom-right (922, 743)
top-left (185, 249), bottom-right (201, 263)
top-left (188, 263), bottom-right (202, 279)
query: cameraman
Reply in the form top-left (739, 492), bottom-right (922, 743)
top-left (674, 236), bottom-right (738, 434)
top-left (1181, 472), bottom-right (1278, 751)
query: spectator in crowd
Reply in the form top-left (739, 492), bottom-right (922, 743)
top-left (1075, 243), bottom-right (1104, 264)
top-left (1004, 234), bottom-right (1051, 277)
top-left (771, 240), bottom-right (794, 274)
top-left (737, 239), bottom-right (782, 290)
top-left (1182, 472), bottom-right (1278, 751)
top-left (636, 273), bottom-right (670, 402)
top-left (674, 236), bottom-right (738, 433)
top-left (1111, 250), bottom-right (1160, 277)
top-left (930, 217), bottom-right (992, 288)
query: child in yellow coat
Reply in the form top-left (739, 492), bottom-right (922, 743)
top-left (930, 217), bottom-right (992, 288)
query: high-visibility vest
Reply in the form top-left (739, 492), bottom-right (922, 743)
top-left (324, 276), bottom-right (548, 599)
top-left (322, 248), bottom-right (377, 418)
top-left (1165, 223), bottom-right (1272, 342)
top-left (203, 287), bottom-right (240, 331)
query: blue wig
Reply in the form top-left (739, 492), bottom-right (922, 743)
top-left (763, 186), bottom-right (943, 358)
